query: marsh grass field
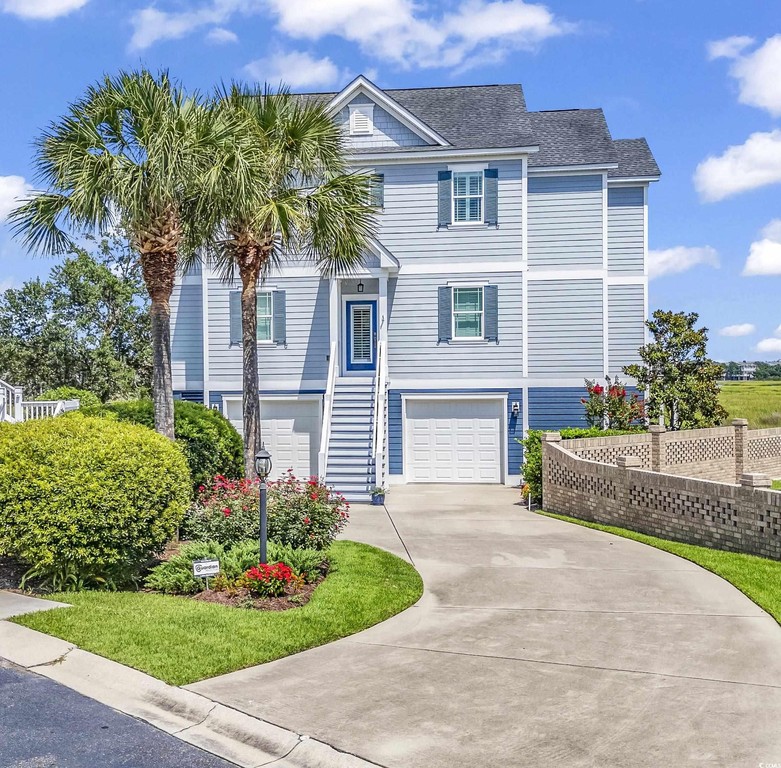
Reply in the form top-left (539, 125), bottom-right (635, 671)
top-left (719, 380), bottom-right (781, 429)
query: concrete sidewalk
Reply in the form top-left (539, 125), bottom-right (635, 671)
top-left (189, 485), bottom-right (781, 768)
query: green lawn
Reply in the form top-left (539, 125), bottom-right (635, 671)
top-left (719, 380), bottom-right (781, 428)
top-left (539, 512), bottom-right (781, 624)
top-left (13, 541), bottom-right (422, 686)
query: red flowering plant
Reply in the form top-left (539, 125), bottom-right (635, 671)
top-left (582, 376), bottom-right (645, 430)
top-left (239, 562), bottom-right (297, 597)
top-left (185, 472), bottom-right (349, 551)
top-left (267, 471), bottom-right (349, 551)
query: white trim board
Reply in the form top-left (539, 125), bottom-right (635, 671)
top-left (348, 146), bottom-right (539, 165)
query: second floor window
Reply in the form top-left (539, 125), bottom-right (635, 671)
top-left (452, 286), bottom-right (483, 339)
top-left (453, 171), bottom-right (483, 223)
top-left (257, 291), bottom-right (273, 341)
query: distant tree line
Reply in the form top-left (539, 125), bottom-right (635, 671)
top-left (722, 361), bottom-right (781, 380)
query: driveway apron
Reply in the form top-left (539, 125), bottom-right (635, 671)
top-left (188, 485), bottom-right (781, 768)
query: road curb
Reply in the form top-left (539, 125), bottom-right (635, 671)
top-left (0, 620), bottom-right (381, 768)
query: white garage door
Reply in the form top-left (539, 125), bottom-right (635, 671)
top-left (224, 398), bottom-right (321, 480)
top-left (405, 398), bottom-right (503, 483)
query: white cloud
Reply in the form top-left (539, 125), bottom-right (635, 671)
top-left (1, 0), bottom-right (87, 19)
top-left (694, 130), bottom-right (781, 202)
top-left (205, 27), bottom-right (238, 44)
top-left (709, 34), bottom-right (781, 117)
top-left (707, 35), bottom-right (754, 61)
top-left (243, 50), bottom-right (344, 89)
top-left (757, 338), bottom-right (781, 354)
top-left (647, 245), bottom-right (719, 280)
top-left (719, 323), bottom-right (756, 337)
top-left (743, 220), bottom-right (781, 276)
top-left (0, 175), bottom-right (32, 220)
top-left (130, 0), bottom-right (573, 70)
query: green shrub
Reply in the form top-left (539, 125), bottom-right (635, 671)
top-left (81, 399), bottom-right (243, 494)
top-left (187, 472), bottom-right (349, 551)
top-left (0, 415), bottom-right (190, 590)
top-left (145, 539), bottom-right (325, 594)
top-left (36, 387), bottom-right (101, 409)
top-left (520, 427), bottom-right (645, 502)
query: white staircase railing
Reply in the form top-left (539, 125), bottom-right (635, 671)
top-left (318, 341), bottom-right (338, 477)
top-left (371, 340), bottom-right (388, 490)
top-left (0, 379), bottom-right (79, 423)
top-left (0, 379), bottom-right (23, 423)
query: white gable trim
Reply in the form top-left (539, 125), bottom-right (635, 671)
top-left (367, 237), bottom-right (400, 271)
top-left (329, 75), bottom-right (450, 148)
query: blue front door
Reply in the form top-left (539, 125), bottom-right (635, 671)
top-left (346, 300), bottom-right (377, 372)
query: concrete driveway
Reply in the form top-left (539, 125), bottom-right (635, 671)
top-left (189, 485), bottom-right (781, 768)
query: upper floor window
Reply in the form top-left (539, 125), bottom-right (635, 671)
top-left (349, 104), bottom-right (374, 136)
top-left (257, 291), bottom-right (273, 341)
top-left (453, 171), bottom-right (483, 223)
top-left (452, 286), bottom-right (483, 339)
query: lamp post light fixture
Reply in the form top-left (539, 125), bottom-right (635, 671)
top-left (254, 445), bottom-right (272, 565)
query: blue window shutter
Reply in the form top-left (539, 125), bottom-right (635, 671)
top-left (229, 290), bottom-right (242, 345)
top-left (437, 170), bottom-right (452, 228)
top-left (484, 284), bottom-right (499, 343)
top-left (371, 173), bottom-right (384, 208)
top-left (484, 168), bottom-right (498, 226)
top-left (437, 286), bottom-right (452, 343)
top-left (272, 290), bottom-right (286, 345)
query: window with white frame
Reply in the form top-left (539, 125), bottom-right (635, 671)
top-left (257, 291), bottom-right (273, 341)
top-left (453, 171), bottom-right (483, 223)
top-left (452, 286), bottom-right (483, 339)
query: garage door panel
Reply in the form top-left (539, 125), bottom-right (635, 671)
top-left (406, 398), bottom-right (502, 484)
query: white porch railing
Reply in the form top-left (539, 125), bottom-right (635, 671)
top-left (371, 339), bottom-right (388, 490)
top-left (318, 341), bottom-right (338, 477)
top-left (0, 379), bottom-right (80, 423)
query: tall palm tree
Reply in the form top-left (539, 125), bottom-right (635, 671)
top-left (207, 84), bottom-right (377, 476)
top-left (9, 70), bottom-right (217, 439)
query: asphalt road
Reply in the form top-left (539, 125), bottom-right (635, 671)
top-left (0, 661), bottom-right (236, 768)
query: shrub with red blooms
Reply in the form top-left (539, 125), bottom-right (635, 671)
top-left (240, 562), bottom-right (296, 597)
top-left (186, 472), bottom-right (349, 550)
top-left (582, 375), bottom-right (645, 430)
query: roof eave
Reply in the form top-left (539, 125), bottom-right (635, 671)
top-left (347, 145), bottom-right (540, 164)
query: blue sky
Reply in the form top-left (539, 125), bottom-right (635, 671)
top-left (0, 0), bottom-right (779, 361)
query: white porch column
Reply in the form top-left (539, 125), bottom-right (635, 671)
top-left (329, 277), bottom-right (339, 351)
top-left (378, 272), bottom-right (388, 344)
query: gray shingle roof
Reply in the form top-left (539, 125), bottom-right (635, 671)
top-left (297, 81), bottom-right (659, 176)
top-left (610, 138), bottom-right (661, 178)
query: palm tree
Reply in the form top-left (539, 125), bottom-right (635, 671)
top-left (9, 70), bottom-right (217, 439)
top-left (207, 84), bottom-right (377, 476)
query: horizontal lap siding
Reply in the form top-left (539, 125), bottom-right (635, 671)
top-left (608, 284), bottom-right (645, 374)
top-left (528, 175), bottom-right (603, 268)
top-left (387, 272), bottom-right (523, 379)
top-left (527, 279), bottom-right (603, 377)
top-left (375, 161), bottom-right (522, 261)
top-left (170, 281), bottom-right (203, 388)
top-left (608, 187), bottom-right (644, 274)
top-left (528, 388), bottom-right (588, 430)
top-left (208, 276), bottom-right (330, 385)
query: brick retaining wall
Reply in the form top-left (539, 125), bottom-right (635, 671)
top-left (542, 435), bottom-right (781, 560)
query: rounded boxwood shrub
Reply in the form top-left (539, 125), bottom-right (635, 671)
top-left (82, 399), bottom-right (243, 493)
top-left (0, 415), bottom-right (190, 589)
top-left (36, 386), bottom-right (101, 409)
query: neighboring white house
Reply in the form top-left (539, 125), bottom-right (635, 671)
top-left (169, 76), bottom-right (660, 499)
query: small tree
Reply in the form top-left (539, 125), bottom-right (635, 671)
top-left (582, 376), bottom-right (645, 430)
top-left (624, 310), bottom-right (727, 430)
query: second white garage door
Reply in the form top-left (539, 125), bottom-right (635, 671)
top-left (405, 398), bottom-right (503, 483)
top-left (224, 397), bottom-right (321, 480)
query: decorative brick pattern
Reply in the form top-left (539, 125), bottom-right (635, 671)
top-left (664, 435), bottom-right (734, 466)
top-left (549, 462), bottom-right (617, 500)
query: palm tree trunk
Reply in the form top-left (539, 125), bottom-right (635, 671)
top-left (239, 260), bottom-right (262, 477)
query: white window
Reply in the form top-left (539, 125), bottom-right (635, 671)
top-left (349, 104), bottom-right (374, 135)
top-left (452, 286), bottom-right (483, 339)
top-left (257, 291), bottom-right (273, 342)
top-left (453, 171), bottom-right (483, 223)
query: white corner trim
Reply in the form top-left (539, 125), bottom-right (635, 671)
top-left (201, 266), bottom-right (210, 408)
top-left (328, 76), bottom-right (450, 147)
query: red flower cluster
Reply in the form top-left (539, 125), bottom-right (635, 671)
top-left (245, 562), bottom-right (295, 584)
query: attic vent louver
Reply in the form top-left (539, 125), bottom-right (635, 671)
top-left (349, 103), bottom-right (374, 136)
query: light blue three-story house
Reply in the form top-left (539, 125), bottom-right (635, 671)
top-left (170, 76), bottom-right (660, 500)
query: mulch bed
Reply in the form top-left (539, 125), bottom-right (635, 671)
top-left (191, 574), bottom-right (325, 611)
top-left (0, 556), bottom-right (27, 591)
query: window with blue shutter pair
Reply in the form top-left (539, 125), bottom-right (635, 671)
top-left (438, 169), bottom-right (498, 228)
top-left (229, 290), bottom-right (286, 345)
top-left (437, 285), bottom-right (498, 343)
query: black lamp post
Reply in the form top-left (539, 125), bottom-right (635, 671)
top-left (254, 445), bottom-right (272, 564)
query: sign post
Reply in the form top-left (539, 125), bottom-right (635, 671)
top-left (192, 558), bottom-right (220, 590)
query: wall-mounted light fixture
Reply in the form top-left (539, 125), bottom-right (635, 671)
top-left (511, 402), bottom-right (520, 416)
top-left (357, 281), bottom-right (365, 293)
